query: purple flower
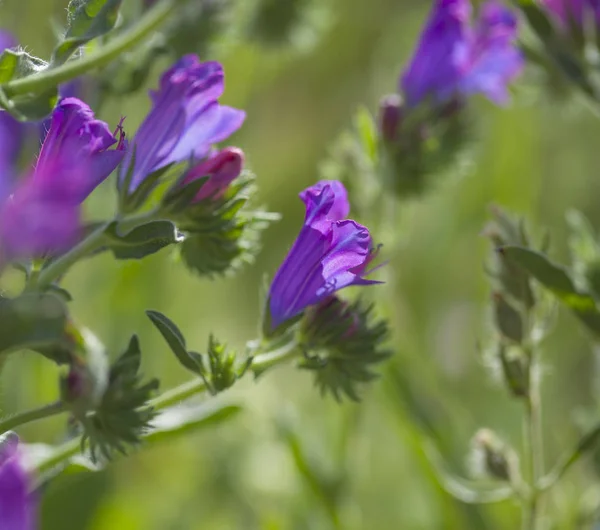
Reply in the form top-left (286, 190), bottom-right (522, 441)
top-left (182, 147), bottom-right (244, 202)
top-left (37, 97), bottom-right (126, 201)
top-left (120, 55), bottom-right (245, 192)
top-left (0, 435), bottom-right (36, 530)
top-left (401, 0), bottom-right (523, 107)
top-left (0, 159), bottom-right (87, 259)
top-left (268, 180), bottom-right (380, 330)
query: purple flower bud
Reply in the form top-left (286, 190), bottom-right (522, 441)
top-left (268, 180), bottom-right (381, 330)
top-left (120, 55), bottom-right (245, 192)
top-left (182, 147), bottom-right (244, 202)
top-left (0, 435), bottom-right (36, 530)
top-left (37, 98), bottom-right (126, 201)
top-left (401, 0), bottom-right (523, 107)
top-left (379, 94), bottom-right (403, 142)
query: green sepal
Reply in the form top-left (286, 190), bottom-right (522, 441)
top-left (176, 174), bottom-right (277, 277)
top-left (79, 335), bottom-right (159, 462)
top-left (52, 0), bottom-right (123, 66)
top-left (298, 297), bottom-right (391, 402)
top-left (161, 176), bottom-right (209, 214)
top-left (0, 293), bottom-right (70, 360)
top-left (0, 50), bottom-right (57, 121)
top-left (119, 157), bottom-right (179, 214)
top-left (500, 246), bottom-right (600, 337)
top-left (103, 220), bottom-right (183, 260)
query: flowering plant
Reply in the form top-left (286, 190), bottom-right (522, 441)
top-left (2, 0), bottom-right (600, 528)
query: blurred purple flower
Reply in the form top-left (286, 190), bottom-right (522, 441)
top-left (0, 30), bottom-right (25, 179)
top-left (120, 55), bottom-right (245, 192)
top-left (0, 158), bottom-right (87, 259)
top-left (540, 0), bottom-right (600, 26)
top-left (182, 146), bottom-right (244, 202)
top-left (268, 180), bottom-right (381, 330)
top-left (401, 0), bottom-right (523, 107)
top-left (0, 435), bottom-right (36, 530)
top-left (37, 97), bottom-right (126, 201)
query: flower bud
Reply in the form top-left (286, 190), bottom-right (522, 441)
top-left (183, 147), bottom-right (244, 203)
top-left (497, 343), bottom-right (529, 398)
top-left (470, 428), bottom-right (519, 483)
top-left (378, 94), bottom-right (403, 143)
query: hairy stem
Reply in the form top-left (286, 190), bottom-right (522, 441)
top-left (0, 401), bottom-right (65, 434)
top-left (2, 0), bottom-right (179, 97)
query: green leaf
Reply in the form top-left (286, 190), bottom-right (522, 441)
top-left (0, 293), bottom-right (69, 357)
top-left (501, 246), bottom-right (600, 336)
top-left (53, 0), bottom-right (123, 66)
top-left (145, 402), bottom-right (242, 444)
top-left (146, 310), bottom-right (203, 375)
top-left (104, 220), bottom-right (183, 260)
top-left (0, 50), bottom-right (57, 120)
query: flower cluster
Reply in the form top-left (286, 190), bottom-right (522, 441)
top-left (377, 0), bottom-right (523, 197)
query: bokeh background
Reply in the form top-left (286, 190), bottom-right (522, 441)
top-left (2, 0), bottom-right (600, 528)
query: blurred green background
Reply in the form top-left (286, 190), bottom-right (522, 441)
top-left (3, 0), bottom-right (600, 528)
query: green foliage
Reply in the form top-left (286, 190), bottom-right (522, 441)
top-left (146, 310), bottom-right (249, 394)
top-left (53, 0), bottom-right (123, 65)
top-left (104, 220), bottom-right (183, 260)
top-left (500, 246), bottom-right (600, 337)
top-left (0, 49), bottom-right (57, 120)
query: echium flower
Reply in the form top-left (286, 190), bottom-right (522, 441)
top-left (119, 54), bottom-right (245, 196)
top-left (268, 180), bottom-right (380, 331)
top-left (0, 97), bottom-right (124, 260)
top-left (0, 433), bottom-right (36, 530)
top-left (401, 0), bottom-right (523, 108)
top-left (37, 97), bottom-right (126, 200)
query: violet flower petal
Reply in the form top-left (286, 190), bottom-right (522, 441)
top-left (0, 440), bottom-right (36, 530)
top-left (268, 181), bottom-right (379, 330)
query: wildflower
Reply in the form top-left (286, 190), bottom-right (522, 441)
top-left (268, 180), bottom-right (380, 331)
top-left (181, 147), bottom-right (244, 202)
top-left (36, 98), bottom-right (126, 201)
top-left (119, 55), bottom-right (245, 193)
top-left (401, 0), bottom-right (523, 107)
top-left (0, 158), bottom-right (88, 259)
top-left (0, 434), bottom-right (36, 530)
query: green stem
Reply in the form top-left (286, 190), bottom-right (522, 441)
top-left (523, 352), bottom-right (544, 530)
top-left (0, 401), bottom-right (65, 433)
top-left (31, 209), bottom-right (161, 290)
top-left (2, 0), bottom-right (179, 97)
top-left (31, 340), bottom-right (300, 473)
top-left (32, 222), bottom-right (110, 290)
